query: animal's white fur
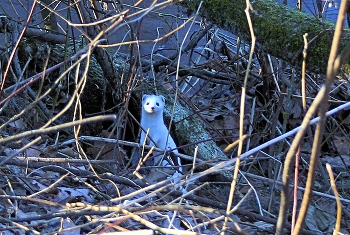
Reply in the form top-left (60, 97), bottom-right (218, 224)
top-left (140, 95), bottom-right (180, 165)
top-left (139, 94), bottom-right (184, 191)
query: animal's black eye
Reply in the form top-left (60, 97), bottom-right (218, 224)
top-left (146, 102), bottom-right (149, 105)
top-left (156, 102), bottom-right (159, 106)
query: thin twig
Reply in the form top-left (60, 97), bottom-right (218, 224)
top-left (222, 1), bottom-right (256, 233)
top-left (275, 86), bottom-right (325, 235)
top-left (0, 1), bottom-right (37, 91)
top-left (0, 115), bottom-right (116, 146)
top-left (293, 0), bottom-right (348, 234)
top-left (326, 164), bottom-right (342, 235)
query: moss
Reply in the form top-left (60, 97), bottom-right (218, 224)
top-left (180, 0), bottom-right (350, 73)
top-left (251, 0), bottom-right (336, 71)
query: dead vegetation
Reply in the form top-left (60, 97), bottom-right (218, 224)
top-left (0, 0), bottom-right (350, 234)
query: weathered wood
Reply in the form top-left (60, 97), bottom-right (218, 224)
top-left (179, 0), bottom-right (350, 73)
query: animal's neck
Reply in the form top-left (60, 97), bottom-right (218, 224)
top-left (142, 110), bottom-right (164, 124)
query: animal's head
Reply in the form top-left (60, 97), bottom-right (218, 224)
top-left (142, 94), bottom-right (165, 114)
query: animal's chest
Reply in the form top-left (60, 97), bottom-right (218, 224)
top-left (142, 121), bottom-right (167, 145)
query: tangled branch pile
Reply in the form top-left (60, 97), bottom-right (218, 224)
top-left (0, 0), bottom-right (350, 234)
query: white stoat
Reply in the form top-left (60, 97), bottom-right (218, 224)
top-left (139, 94), bottom-right (184, 189)
top-left (140, 94), bottom-right (180, 166)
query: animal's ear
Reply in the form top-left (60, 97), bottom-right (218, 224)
top-left (142, 94), bottom-right (149, 101)
top-left (159, 95), bottom-right (165, 102)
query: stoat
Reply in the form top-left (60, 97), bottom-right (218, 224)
top-left (140, 94), bottom-right (180, 167)
top-left (139, 94), bottom-right (184, 190)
